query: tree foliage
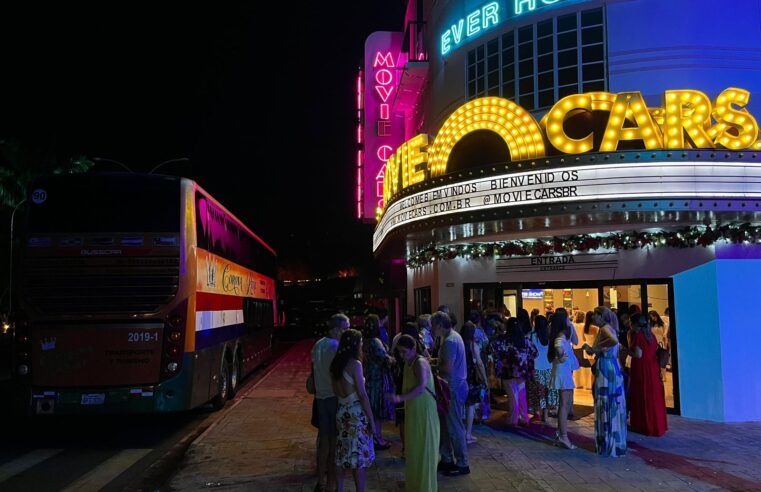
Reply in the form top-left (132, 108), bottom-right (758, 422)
top-left (0, 137), bottom-right (93, 209)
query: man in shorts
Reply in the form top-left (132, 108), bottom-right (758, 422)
top-left (312, 313), bottom-right (349, 492)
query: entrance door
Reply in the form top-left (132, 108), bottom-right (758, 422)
top-left (646, 283), bottom-right (676, 410)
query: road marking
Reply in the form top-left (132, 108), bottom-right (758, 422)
top-left (61, 448), bottom-right (152, 492)
top-left (0, 449), bottom-right (64, 483)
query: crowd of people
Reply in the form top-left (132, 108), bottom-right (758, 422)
top-left (309, 303), bottom-right (669, 491)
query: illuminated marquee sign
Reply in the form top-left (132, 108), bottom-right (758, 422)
top-left (381, 88), bottom-right (761, 217)
top-left (362, 32), bottom-right (405, 222)
top-left (373, 160), bottom-right (761, 251)
top-left (441, 2), bottom-right (501, 56)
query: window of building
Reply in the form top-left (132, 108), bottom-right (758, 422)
top-left (466, 7), bottom-right (607, 111)
top-left (414, 286), bottom-right (432, 316)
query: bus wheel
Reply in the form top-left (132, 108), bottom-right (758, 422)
top-left (228, 350), bottom-right (241, 399)
top-left (211, 356), bottom-right (231, 410)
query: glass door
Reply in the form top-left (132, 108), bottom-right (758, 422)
top-left (502, 289), bottom-right (518, 317)
top-left (646, 283), bottom-right (675, 410)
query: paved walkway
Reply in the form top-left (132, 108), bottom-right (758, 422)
top-left (168, 340), bottom-right (761, 491)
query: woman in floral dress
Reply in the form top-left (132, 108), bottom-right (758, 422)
top-left (331, 329), bottom-right (375, 492)
top-left (493, 317), bottom-right (537, 426)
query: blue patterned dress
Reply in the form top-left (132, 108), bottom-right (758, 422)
top-left (365, 337), bottom-right (395, 420)
top-left (593, 344), bottom-right (627, 457)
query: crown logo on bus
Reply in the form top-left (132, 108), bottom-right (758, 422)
top-left (40, 337), bottom-right (56, 351)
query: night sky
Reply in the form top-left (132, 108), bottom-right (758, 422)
top-left (0, 2), bottom-right (406, 277)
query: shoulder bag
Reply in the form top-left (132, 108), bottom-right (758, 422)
top-left (416, 356), bottom-right (451, 416)
top-left (306, 366), bottom-right (316, 395)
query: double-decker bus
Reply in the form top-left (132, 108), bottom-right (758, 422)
top-left (11, 173), bottom-right (277, 414)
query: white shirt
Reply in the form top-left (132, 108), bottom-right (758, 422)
top-left (312, 337), bottom-right (339, 399)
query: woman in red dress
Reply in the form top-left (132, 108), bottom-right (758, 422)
top-left (628, 314), bottom-right (667, 436)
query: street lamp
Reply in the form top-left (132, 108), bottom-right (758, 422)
top-left (149, 157), bottom-right (190, 175)
top-left (7, 198), bottom-right (26, 319)
top-left (92, 157), bottom-right (134, 173)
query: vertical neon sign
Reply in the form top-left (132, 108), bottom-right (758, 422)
top-left (356, 68), bottom-right (364, 219)
top-left (374, 51), bottom-right (395, 213)
top-left (361, 31), bottom-right (404, 222)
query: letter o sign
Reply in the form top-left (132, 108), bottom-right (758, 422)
top-left (375, 69), bottom-right (393, 85)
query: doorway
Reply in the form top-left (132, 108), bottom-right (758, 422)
top-left (463, 279), bottom-right (679, 413)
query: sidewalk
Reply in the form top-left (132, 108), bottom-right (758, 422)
top-left (168, 341), bottom-right (761, 491)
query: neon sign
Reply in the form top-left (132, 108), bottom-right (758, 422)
top-left (373, 51), bottom-right (396, 211)
top-left (380, 88), bottom-right (761, 217)
top-left (441, 2), bottom-right (501, 56)
top-left (513, 0), bottom-right (575, 16)
top-left (361, 32), bottom-right (404, 222)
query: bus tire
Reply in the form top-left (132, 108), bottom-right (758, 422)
top-left (211, 356), bottom-right (231, 410)
top-left (228, 349), bottom-right (242, 399)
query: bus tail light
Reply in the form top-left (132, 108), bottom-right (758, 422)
top-left (14, 318), bottom-right (31, 377)
top-left (162, 301), bottom-right (187, 380)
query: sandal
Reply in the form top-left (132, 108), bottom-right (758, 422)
top-left (555, 435), bottom-right (577, 450)
top-left (374, 438), bottom-right (391, 450)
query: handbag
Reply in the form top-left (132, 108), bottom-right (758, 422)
top-left (414, 356), bottom-right (450, 416)
top-left (306, 367), bottom-right (316, 395)
top-left (310, 398), bottom-right (319, 428)
top-left (426, 375), bottom-right (451, 417)
top-left (656, 343), bottom-right (670, 369)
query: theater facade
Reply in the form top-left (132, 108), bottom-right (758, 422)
top-left (360, 0), bottom-right (761, 422)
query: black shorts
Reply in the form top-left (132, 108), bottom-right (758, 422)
top-left (316, 396), bottom-right (338, 436)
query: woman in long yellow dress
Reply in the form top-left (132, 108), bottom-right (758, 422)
top-left (387, 334), bottom-right (440, 492)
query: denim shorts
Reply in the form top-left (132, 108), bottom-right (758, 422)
top-left (316, 396), bottom-right (338, 436)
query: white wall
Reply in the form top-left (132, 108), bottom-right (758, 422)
top-left (716, 260), bottom-right (761, 422)
top-left (673, 262), bottom-right (725, 421)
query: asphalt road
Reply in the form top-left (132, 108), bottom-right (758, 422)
top-left (0, 340), bottom-right (295, 492)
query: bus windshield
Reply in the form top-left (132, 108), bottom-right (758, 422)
top-left (27, 174), bottom-right (180, 233)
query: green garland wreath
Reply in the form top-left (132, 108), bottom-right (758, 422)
top-left (406, 223), bottom-right (761, 268)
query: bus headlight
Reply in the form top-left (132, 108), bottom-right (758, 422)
top-left (17, 364), bottom-right (29, 375)
top-left (167, 362), bottom-right (179, 372)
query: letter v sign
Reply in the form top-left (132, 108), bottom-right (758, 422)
top-left (451, 19), bottom-right (464, 44)
top-left (375, 85), bottom-right (394, 102)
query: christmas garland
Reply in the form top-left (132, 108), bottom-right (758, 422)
top-left (406, 224), bottom-right (761, 268)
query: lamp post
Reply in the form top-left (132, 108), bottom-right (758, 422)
top-left (92, 157), bottom-right (134, 173)
top-left (148, 157), bottom-right (190, 175)
top-left (7, 198), bottom-right (26, 319)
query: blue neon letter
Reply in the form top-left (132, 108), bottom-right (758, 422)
top-left (466, 11), bottom-right (481, 36)
top-left (441, 31), bottom-right (452, 55)
top-left (451, 19), bottom-right (464, 44)
top-left (482, 2), bottom-right (500, 28)
top-left (514, 0), bottom-right (536, 15)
